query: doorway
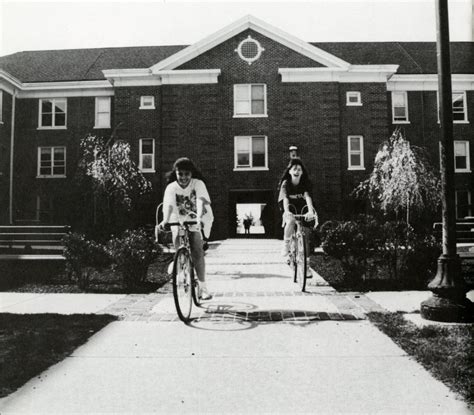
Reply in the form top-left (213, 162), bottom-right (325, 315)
top-left (229, 190), bottom-right (276, 238)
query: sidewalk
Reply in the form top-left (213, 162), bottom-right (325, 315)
top-left (0, 239), bottom-right (471, 414)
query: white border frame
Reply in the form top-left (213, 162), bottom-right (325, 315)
top-left (391, 91), bottom-right (410, 124)
top-left (139, 138), bottom-right (155, 172)
top-left (346, 91), bottom-right (362, 106)
top-left (94, 96), bottom-right (111, 129)
top-left (37, 146), bottom-right (67, 178)
top-left (233, 84), bottom-right (267, 118)
top-left (139, 96), bottom-right (155, 110)
top-left (347, 135), bottom-right (365, 170)
top-left (0, 90), bottom-right (3, 124)
top-left (233, 135), bottom-right (268, 171)
top-left (454, 140), bottom-right (471, 173)
top-left (37, 98), bottom-right (67, 129)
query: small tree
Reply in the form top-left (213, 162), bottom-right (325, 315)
top-left (354, 128), bottom-right (441, 226)
top-left (74, 134), bottom-right (152, 239)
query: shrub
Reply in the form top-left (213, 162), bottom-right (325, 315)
top-left (63, 233), bottom-right (111, 290)
top-left (320, 217), bottom-right (441, 289)
top-left (107, 228), bottom-right (160, 290)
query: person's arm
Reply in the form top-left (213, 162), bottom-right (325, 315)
top-left (303, 192), bottom-right (319, 226)
top-left (159, 185), bottom-right (174, 228)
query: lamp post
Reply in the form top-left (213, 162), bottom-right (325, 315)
top-left (420, 0), bottom-right (473, 322)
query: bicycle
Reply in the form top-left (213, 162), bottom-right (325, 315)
top-left (287, 205), bottom-right (318, 292)
top-left (155, 209), bottom-right (202, 323)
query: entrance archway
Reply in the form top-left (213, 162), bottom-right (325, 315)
top-left (228, 190), bottom-right (277, 238)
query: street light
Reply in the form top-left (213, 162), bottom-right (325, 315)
top-left (420, 0), bottom-right (473, 322)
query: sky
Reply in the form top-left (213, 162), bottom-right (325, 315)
top-left (0, 0), bottom-right (472, 57)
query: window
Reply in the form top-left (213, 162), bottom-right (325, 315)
top-left (346, 91), bottom-right (361, 106)
top-left (234, 136), bottom-right (268, 170)
top-left (233, 84), bottom-right (266, 117)
top-left (139, 139), bottom-right (155, 172)
top-left (392, 91), bottom-right (409, 123)
top-left (452, 92), bottom-right (467, 122)
top-left (140, 96), bottom-right (155, 109)
top-left (454, 140), bottom-right (470, 172)
top-left (235, 35), bottom-right (265, 65)
top-left (94, 97), bottom-right (111, 128)
top-left (38, 98), bottom-right (67, 128)
top-left (37, 147), bottom-right (66, 177)
top-left (347, 136), bottom-right (364, 170)
top-left (456, 190), bottom-right (472, 219)
top-left (438, 91), bottom-right (468, 123)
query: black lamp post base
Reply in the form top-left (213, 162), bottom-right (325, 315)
top-left (421, 295), bottom-right (474, 323)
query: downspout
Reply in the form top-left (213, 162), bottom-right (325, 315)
top-left (9, 91), bottom-right (16, 224)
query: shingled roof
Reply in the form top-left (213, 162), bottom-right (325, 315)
top-left (0, 42), bottom-right (472, 83)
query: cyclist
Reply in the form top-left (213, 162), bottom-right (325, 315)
top-left (158, 157), bottom-right (213, 300)
top-left (277, 157), bottom-right (318, 259)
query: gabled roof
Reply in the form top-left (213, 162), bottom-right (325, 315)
top-left (150, 15), bottom-right (350, 72)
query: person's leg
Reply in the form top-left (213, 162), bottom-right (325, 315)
top-left (189, 231), bottom-right (212, 299)
top-left (281, 217), bottom-right (295, 256)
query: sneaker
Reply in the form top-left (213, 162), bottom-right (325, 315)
top-left (281, 240), bottom-right (290, 257)
top-left (200, 288), bottom-right (213, 301)
top-left (167, 261), bottom-right (174, 275)
top-left (306, 259), bottom-right (312, 278)
top-left (199, 282), bottom-right (213, 300)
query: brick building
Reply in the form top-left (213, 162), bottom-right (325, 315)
top-left (0, 16), bottom-right (473, 239)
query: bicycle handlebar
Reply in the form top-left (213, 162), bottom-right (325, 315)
top-left (165, 221), bottom-right (198, 227)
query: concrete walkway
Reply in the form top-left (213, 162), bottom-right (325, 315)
top-left (0, 239), bottom-right (471, 414)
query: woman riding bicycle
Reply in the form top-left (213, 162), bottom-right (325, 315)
top-left (158, 157), bottom-right (213, 300)
top-left (277, 157), bottom-right (318, 258)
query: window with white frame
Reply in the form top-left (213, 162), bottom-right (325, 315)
top-left (455, 190), bottom-right (472, 219)
top-left (38, 98), bottom-right (67, 128)
top-left (454, 140), bottom-right (470, 172)
top-left (233, 84), bottom-right (266, 117)
top-left (452, 92), bottom-right (467, 122)
top-left (347, 136), bottom-right (364, 170)
top-left (37, 147), bottom-right (66, 177)
top-left (234, 136), bottom-right (267, 170)
top-left (140, 96), bottom-right (155, 109)
top-left (392, 91), bottom-right (409, 123)
top-left (438, 91), bottom-right (468, 123)
top-left (94, 97), bottom-right (111, 128)
top-left (139, 139), bottom-right (155, 172)
top-left (346, 91), bottom-right (361, 106)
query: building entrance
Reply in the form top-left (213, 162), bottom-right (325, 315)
top-left (228, 190), bottom-right (277, 238)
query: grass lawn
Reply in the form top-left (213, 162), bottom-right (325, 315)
top-left (0, 313), bottom-right (117, 398)
top-left (368, 312), bottom-right (473, 405)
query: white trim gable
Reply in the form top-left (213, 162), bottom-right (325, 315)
top-left (150, 15), bottom-right (351, 72)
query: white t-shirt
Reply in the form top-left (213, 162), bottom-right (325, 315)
top-left (163, 178), bottom-right (213, 237)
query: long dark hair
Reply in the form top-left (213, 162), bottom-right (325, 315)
top-left (166, 157), bottom-right (205, 184)
top-left (277, 157), bottom-right (312, 191)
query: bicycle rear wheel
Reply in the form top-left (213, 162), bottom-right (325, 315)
top-left (289, 234), bottom-right (298, 283)
top-left (172, 247), bottom-right (193, 322)
top-left (296, 231), bottom-right (307, 292)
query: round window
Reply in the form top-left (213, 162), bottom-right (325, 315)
top-left (235, 35), bottom-right (264, 65)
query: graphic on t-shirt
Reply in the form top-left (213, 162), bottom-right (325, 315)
top-left (176, 190), bottom-right (197, 216)
top-left (176, 190), bottom-right (208, 217)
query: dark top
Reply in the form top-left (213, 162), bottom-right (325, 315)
top-left (278, 179), bottom-right (310, 213)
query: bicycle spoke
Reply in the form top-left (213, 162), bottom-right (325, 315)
top-left (173, 248), bottom-right (193, 321)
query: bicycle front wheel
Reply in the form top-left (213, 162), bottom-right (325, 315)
top-left (172, 247), bottom-right (193, 322)
top-left (296, 231), bottom-right (307, 292)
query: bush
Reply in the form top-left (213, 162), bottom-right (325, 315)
top-left (320, 217), bottom-right (441, 289)
top-left (107, 228), bottom-right (160, 290)
top-left (63, 233), bottom-right (111, 289)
